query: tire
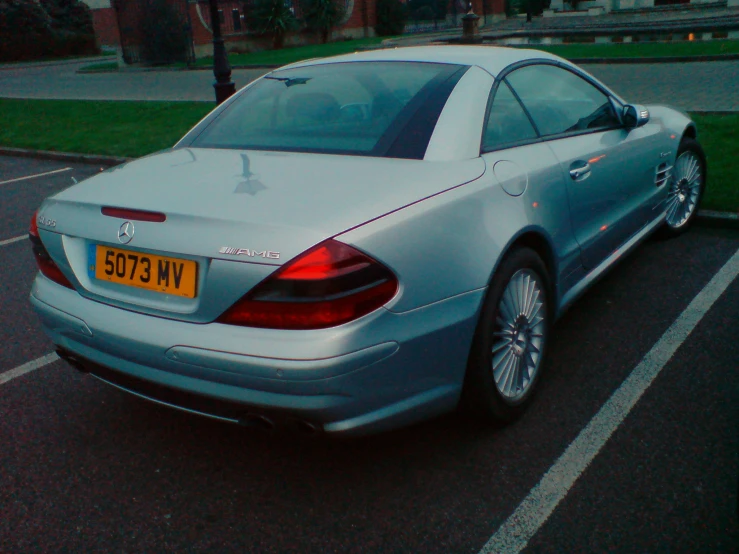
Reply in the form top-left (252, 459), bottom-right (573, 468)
top-left (461, 247), bottom-right (551, 423)
top-left (658, 137), bottom-right (707, 239)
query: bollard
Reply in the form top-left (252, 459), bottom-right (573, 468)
top-left (461, 10), bottom-right (481, 44)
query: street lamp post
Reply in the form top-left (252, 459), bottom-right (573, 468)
top-left (208, 0), bottom-right (235, 104)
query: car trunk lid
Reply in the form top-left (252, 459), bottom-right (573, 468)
top-left (39, 148), bottom-right (484, 322)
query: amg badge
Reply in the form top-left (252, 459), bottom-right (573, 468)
top-left (219, 247), bottom-right (280, 259)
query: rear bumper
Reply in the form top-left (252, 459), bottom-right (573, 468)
top-left (30, 275), bottom-right (484, 436)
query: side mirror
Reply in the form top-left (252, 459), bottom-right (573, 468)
top-left (622, 104), bottom-right (650, 129)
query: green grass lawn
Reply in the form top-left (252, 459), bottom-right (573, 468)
top-left (191, 37), bottom-right (388, 67)
top-left (0, 99), bottom-right (735, 211)
top-left (692, 113), bottom-right (737, 212)
top-left (77, 61), bottom-right (119, 73)
top-left (516, 39), bottom-right (739, 60)
top-left (0, 99), bottom-right (211, 159)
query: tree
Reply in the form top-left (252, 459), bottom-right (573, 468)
top-left (301, 0), bottom-right (346, 44)
top-left (0, 0), bottom-right (97, 62)
top-left (247, 0), bottom-right (299, 50)
top-left (138, 0), bottom-right (190, 64)
top-left (39, 0), bottom-right (94, 35)
top-left (407, 0), bottom-right (446, 21)
top-left (375, 0), bottom-right (407, 36)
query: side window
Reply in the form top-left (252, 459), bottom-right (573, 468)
top-left (482, 81), bottom-right (538, 152)
top-left (506, 64), bottom-right (620, 137)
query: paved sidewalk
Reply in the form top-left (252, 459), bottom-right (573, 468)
top-left (0, 60), bottom-right (268, 102)
top-left (1, 56), bottom-right (736, 111)
top-left (0, 55), bottom-right (114, 72)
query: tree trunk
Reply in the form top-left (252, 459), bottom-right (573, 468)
top-left (274, 30), bottom-right (284, 50)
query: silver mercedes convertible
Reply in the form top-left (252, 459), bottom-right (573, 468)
top-left (30, 46), bottom-right (706, 436)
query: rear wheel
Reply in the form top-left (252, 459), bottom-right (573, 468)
top-left (660, 138), bottom-right (706, 237)
top-left (462, 247), bottom-right (551, 423)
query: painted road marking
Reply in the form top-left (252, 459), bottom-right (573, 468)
top-left (0, 352), bottom-right (59, 386)
top-left (480, 247), bottom-right (739, 554)
top-left (0, 235), bottom-right (26, 247)
top-left (0, 167), bottom-right (71, 186)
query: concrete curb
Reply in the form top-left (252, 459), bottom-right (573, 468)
top-left (1, 146), bottom-right (737, 230)
top-left (0, 55), bottom-right (115, 72)
top-left (77, 64), bottom-right (280, 74)
top-left (77, 68), bottom-right (118, 74)
top-left (570, 53), bottom-right (739, 64)
top-left (0, 146), bottom-right (130, 168)
top-left (696, 210), bottom-right (739, 229)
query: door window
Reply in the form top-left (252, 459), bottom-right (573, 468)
top-left (482, 81), bottom-right (538, 152)
top-left (506, 65), bottom-right (620, 137)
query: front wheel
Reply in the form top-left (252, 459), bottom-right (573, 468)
top-left (461, 247), bottom-right (551, 423)
top-left (660, 137), bottom-right (706, 237)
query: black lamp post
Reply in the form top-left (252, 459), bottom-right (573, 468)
top-left (208, 0), bottom-right (235, 104)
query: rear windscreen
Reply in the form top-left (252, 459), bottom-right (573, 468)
top-left (192, 61), bottom-right (463, 157)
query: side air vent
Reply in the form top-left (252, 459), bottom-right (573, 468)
top-left (655, 163), bottom-right (672, 188)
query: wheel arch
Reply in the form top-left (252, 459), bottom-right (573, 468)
top-left (682, 123), bottom-right (697, 141)
top-left (491, 228), bottom-right (559, 314)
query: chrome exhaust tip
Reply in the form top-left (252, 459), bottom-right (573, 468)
top-left (238, 413), bottom-right (276, 432)
top-left (287, 417), bottom-right (323, 436)
top-left (55, 348), bottom-right (89, 373)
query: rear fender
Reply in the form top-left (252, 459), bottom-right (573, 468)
top-left (337, 173), bottom-right (575, 314)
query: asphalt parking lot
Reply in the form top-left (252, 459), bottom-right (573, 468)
top-left (1, 154), bottom-right (737, 553)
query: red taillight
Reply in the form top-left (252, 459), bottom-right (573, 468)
top-left (29, 210), bottom-right (74, 290)
top-left (29, 211), bottom-right (39, 238)
top-left (217, 239), bottom-right (398, 330)
top-left (277, 241), bottom-right (371, 281)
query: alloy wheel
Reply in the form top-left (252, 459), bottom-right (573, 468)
top-left (491, 269), bottom-right (547, 401)
top-left (666, 151), bottom-right (703, 229)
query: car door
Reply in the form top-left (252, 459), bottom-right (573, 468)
top-left (480, 81), bottom-right (583, 285)
top-left (505, 63), bottom-right (665, 270)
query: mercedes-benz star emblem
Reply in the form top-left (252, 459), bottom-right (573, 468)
top-left (117, 221), bottom-right (135, 244)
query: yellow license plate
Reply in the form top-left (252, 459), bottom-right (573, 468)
top-left (92, 245), bottom-right (198, 298)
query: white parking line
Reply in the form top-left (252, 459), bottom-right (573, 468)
top-left (0, 352), bottom-right (59, 386)
top-left (0, 235), bottom-right (26, 247)
top-left (0, 167), bottom-right (71, 186)
top-left (480, 247), bottom-right (739, 554)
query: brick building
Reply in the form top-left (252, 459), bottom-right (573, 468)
top-left (82, 0), bottom-right (384, 52)
top-left (81, 0), bottom-right (120, 46)
top-left (81, 0), bottom-right (505, 59)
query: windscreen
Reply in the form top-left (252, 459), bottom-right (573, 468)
top-left (191, 62), bottom-right (461, 156)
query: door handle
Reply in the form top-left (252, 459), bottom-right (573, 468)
top-left (569, 161), bottom-right (591, 180)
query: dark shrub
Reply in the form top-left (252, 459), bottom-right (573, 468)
top-left (407, 0), bottom-right (445, 20)
top-left (39, 0), bottom-right (94, 35)
top-left (375, 0), bottom-right (407, 36)
top-left (0, 0), bottom-right (54, 61)
top-left (246, 0), bottom-right (299, 50)
top-left (41, 0), bottom-right (97, 57)
top-left (504, 0), bottom-right (517, 17)
top-left (412, 5), bottom-right (435, 20)
top-left (139, 0), bottom-right (191, 64)
top-left (301, 0), bottom-right (346, 44)
top-left (0, 0), bottom-right (97, 62)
